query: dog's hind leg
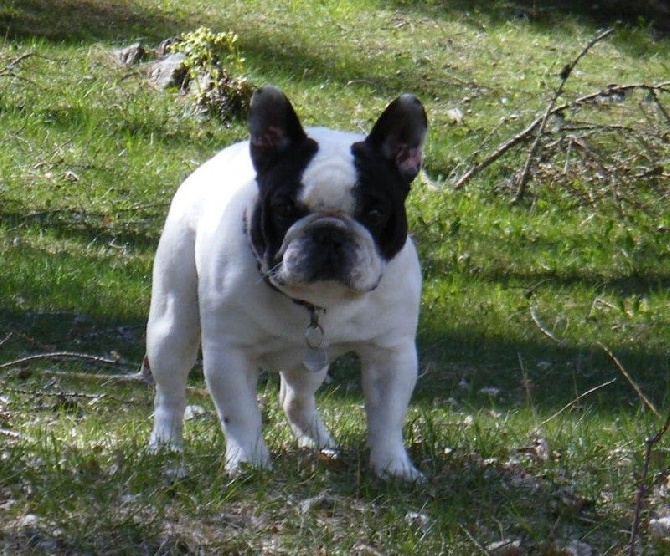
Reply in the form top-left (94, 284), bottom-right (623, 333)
top-left (146, 226), bottom-right (201, 451)
top-left (280, 366), bottom-right (336, 451)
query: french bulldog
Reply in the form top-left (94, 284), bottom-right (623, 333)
top-left (145, 86), bottom-right (427, 481)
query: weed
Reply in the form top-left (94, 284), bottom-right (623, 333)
top-left (168, 26), bottom-right (254, 122)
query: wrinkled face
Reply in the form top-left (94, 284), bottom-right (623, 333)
top-left (250, 131), bottom-right (411, 302)
top-left (246, 86), bottom-right (427, 305)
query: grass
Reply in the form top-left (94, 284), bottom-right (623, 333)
top-left (1, 0), bottom-right (670, 553)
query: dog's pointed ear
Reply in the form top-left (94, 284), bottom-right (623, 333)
top-left (366, 94), bottom-right (427, 183)
top-left (248, 86), bottom-right (308, 174)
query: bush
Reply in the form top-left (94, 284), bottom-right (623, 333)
top-left (169, 26), bottom-right (254, 122)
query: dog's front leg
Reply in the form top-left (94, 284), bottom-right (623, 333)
top-left (280, 366), bottom-right (336, 450)
top-left (360, 341), bottom-right (423, 481)
top-left (201, 344), bottom-right (271, 473)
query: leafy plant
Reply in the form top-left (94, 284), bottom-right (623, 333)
top-left (169, 26), bottom-right (253, 122)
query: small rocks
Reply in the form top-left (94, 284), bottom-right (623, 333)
top-left (149, 52), bottom-right (188, 90)
top-left (649, 515), bottom-right (670, 539)
top-left (114, 42), bottom-right (147, 66)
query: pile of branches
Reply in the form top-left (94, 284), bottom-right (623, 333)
top-left (453, 29), bottom-right (670, 211)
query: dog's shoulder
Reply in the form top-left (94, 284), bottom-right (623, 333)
top-left (164, 140), bottom-right (257, 231)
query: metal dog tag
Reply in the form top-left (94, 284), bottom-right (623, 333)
top-left (303, 307), bottom-right (328, 373)
top-left (303, 346), bottom-right (328, 373)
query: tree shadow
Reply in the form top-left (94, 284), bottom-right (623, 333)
top-left (383, 0), bottom-right (669, 36)
top-left (1, 0), bottom-right (188, 43)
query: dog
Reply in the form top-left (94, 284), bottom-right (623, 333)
top-left (145, 86), bottom-right (427, 481)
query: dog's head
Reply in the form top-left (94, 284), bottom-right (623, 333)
top-left (248, 86), bottom-right (427, 306)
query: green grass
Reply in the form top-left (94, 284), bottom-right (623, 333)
top-left (1, 1), bottom-right (670, 554)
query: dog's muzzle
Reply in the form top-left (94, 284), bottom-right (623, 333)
top-left (273, 215), bottom-right (382, 293)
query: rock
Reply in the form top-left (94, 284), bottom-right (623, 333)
top-left (561, 540), bottom-right (592, 556)
top-left (649, 515), bottom-right (670, 539)
top-left (149, 53), bottom-right (188, 90)
top-left (114, 43), bottom-right (146, 66)
top-left (487, 539), bottom-right (523, 556)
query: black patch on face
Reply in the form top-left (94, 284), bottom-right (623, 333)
top-left (351, 140), bottom-right (411, 261)
top-left (249, 137), bottom-right (319, 271)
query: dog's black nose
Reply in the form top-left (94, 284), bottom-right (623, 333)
top-left (311, 224), bottom-right (347, 249)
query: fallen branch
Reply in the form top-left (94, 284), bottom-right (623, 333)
top-left (0, 51), bottom-right (41, 87)
top-left (5, 367), bottom-right (148, 383)
top-left (459, 525), bottom-right (492, 555)
top-left (629, 410), bottom-right (670, 556)
top-left (453, 79), bottom-right (670, 191)
top-left (528, 293), bottom-right (565, 345)
top-left (3, 366), bottom-right (209, 396)
top-left (0, 351), bottom-right (131, 371)
top-left (453, 113), bottom-right (543, 189)
top-left (598, 342), bottom-right (661, 419)
top-left (0, 333), bottom-right (12, 349)
top-left (597, 343), bottom-right (669, 554)
top-left (451, 29), bottom-right (670, 208)
top-left (539, 378), bottom-right (617, 428)
top-left (0, 428), bottom-right (28, 441)
top-left (512, 28), bottom-right (615, 203)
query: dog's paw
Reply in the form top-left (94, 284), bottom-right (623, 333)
top-left (370, 450), bottom-right (425, 482)
top-left (147, 435), bottom-right (184, 454)
top-left (376, 463), bottom-right (426, 483)
top-left (296, 432), bottom-right (337, 451)
top-left (225, 443), bottom-right (272, 475)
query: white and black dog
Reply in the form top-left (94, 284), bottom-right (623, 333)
top-left (145, 86), bottom-right (427, 481)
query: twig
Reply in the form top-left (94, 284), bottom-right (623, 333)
top-left (528, 296), bottom-right (565, 345)
top-left (452, 78), bottom-right (670, 190)
top-left (0, 428), bottom-right (28, 441)
top-left (4, 367), bottom-right (209, 396)
top-left (4, 51), bottom-right (37, 70)
top-left (0, 332), bottom-right (12, 349)
top-left (598, 342), bottom-right (661, 419)
top-left (459, 525), bottom-right (492, 555)
top-left (453, 114), bottom-right (543, 189)
top-left (539, 378), bottom-right (617, 428)
top-left (629, 410), bottom-right (670, 556)
top-left (0, 351), bottom-right (129, 371)
top-left (511, 28), bottom-right (615, 203)
top-left (0, 51), bottom-right (41, 87)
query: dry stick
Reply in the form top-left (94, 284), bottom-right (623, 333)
top-left (629, 410), bottom-right (670, 556)
top-left (0, 351), bottom-right (128, 371)
top-left (649, 88), bottom-right (670, 126)
top-left (452, 79), bottom-right (670, 190)
top-left (0, 332), bottom-right (12, 349)
top-left (511, 28), bottom-right (615, 203)
top-left (459, 525), bottom-right (492, 555)
top-left (0, 428), bottom-right (27, 441)
top-left (539, 378), bottom-right (617, 428)
top-left (598, 342), bottom-right (668, 554)
top-left (0, 351), bottom-right (152, 385)
top-left (529, 297), bottom-right (565, 345)
top-left (598, 342), bottom-right (661, 419)
top-left (453, 114), bottom-right (544, 189)
top-left (4, 366), bottom-right (209, 396)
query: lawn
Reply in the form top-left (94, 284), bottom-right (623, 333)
top-left (1, 1), bottom-right (669, 554)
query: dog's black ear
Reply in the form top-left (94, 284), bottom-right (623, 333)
top-left (365, 94), bottom-right (427, 183)
top-left (248, 86), bottom-right (308, 174)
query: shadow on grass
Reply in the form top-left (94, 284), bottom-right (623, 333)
top-left (383, 0), bottom-right (669, 35)
top-left (0, 206), bottom-right (164, 251)
top-left (0, 0), bottom-right (187, 43)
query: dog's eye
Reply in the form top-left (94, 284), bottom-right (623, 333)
top-left (271, 199), bottom-right (300, 225)
top-left (363, 207), bottom-right (388, 229)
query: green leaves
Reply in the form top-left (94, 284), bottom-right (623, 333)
top-left (168, 26), bottom-right (253, 121)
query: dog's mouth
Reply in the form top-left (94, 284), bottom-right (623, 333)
top-left (268, 215), bottom-right (383, 297)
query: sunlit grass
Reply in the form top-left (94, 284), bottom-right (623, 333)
top-left (1, 0), bottom-right (669, 553)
